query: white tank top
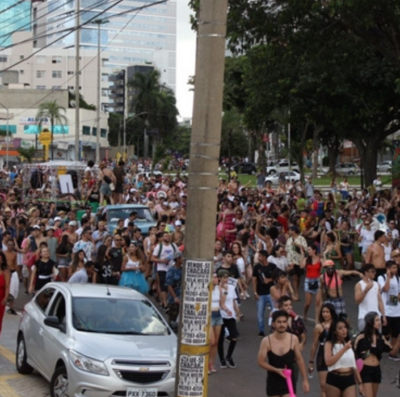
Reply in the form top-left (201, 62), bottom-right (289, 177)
top-left (126, 256), bottom-right (139, 269)
top-left (211, 286), bottom-right (221, 310)
top-left (358, 280), bottom-right (381, 319)
top-left (328, 343), bottom-right (356, 371)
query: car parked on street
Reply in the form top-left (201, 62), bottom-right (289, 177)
top-left (16, 283), bottom-right (177, 397)
top-left (265, 171), bottom-right (301, 185)
top-left (377, 160), bottom-right (392, 173)
top-left (266, 160), bottom-right (299, 175)
top-left (335, 162), bottom-right (360, 176)
top-left (232, 162), bottom-right (257, 175)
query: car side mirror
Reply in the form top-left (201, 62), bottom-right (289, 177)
top-left (44, 316), bottom-right (65, 333)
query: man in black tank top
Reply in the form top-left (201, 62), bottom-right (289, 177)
top-left (257, 310), bottom-right (309, 397)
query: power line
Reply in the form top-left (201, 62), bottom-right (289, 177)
top-left (10, 0), bottom-right (168, 118)
top-left (0, 0), bottom-right (128, 72)
top-left (0, 0), bottom-right (25, 17)
top-left (0, 0), bottom-right (118, 48)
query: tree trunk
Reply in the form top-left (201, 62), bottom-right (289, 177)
top-left (257, 130), bottom-right (267, 173)
top-left (51, 120), bottom-right (54, 161)
top-left (354, 140), bottom-right (378, 187)
top-left (312, 126), bottom-right (322, 179)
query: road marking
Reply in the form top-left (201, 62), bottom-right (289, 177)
top-left (0, 374), bottom-right (23, 397)
top-left (0, 345), bottom-right (15, 364)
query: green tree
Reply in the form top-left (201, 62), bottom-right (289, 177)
top-left (127, 69), bottom-right (179, 154)
top-left (17, 147), bottom-right (36, 163)
top-left (36, 101), bottom-right (68, 161)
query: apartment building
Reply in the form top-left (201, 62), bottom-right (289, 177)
top-left (0, 32), bottom-right (110, 108)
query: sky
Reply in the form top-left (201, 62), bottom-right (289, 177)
top-left (176, 1), bottom-right (196, 120)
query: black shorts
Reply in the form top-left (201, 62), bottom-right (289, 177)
top-left (326, 372), bottom-right (356, 392)
top-left (157, 270), bottom-right (167, 292)
top-left (289, 264), bottom-right (304, 277)
top-left (361, 364), bottom-right (381, 384)
top-left (383, 316), bottom-right (400, 338)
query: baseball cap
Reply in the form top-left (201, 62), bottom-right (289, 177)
top-left (175, 220), bottom-right (182, 226)
top-left (289, 225), bottom-right (300, 234)
top-left (46, 226), bottom-right (54, 231)
top-left (69, 220), bottom-right (77, 227)
top-left (392, 249), bottom-right (400, 258)
top-left (130, 188), bottom-right (137, 193)
top-left (174, 251), bottom-right (183, 260)
top-left (323, 260), bottom-right (335, 268)
top-left (32, 225), bottom-right (40, 230)
top-left (54, 217), bottom-right (62, 222)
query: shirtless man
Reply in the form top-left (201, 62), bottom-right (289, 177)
top-left (318, 260), bottom-right (362, 316)
top-left (5, 240), bottom-right (18, 314)
top-left (258, 310), bottom-right (309, 397)
top-left (63, 221), bottom-right (79, 244)
top-left (171, 220), bottom-right (184, 246)
top-left (365, 230), bottom-right (386, 279)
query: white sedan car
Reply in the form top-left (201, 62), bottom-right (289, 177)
top-left (16, 283), bottom-right (177, 397)
top-left (265, 171), bottom-right (301, 185)
top-left (377, 161), bottom-right (392, 173)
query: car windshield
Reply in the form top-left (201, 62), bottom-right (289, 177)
top-left (108, 208), bottom-right (154, 223)
top-left (72, 297), bottom-right (169, 335)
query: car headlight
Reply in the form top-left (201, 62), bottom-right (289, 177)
top-left (69, 350), bottom-right (109, 376)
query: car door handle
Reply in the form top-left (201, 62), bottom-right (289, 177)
top-left (39, 328), bottom-right (44, 336)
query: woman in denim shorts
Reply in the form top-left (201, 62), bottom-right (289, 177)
top-left (300, 244), bottom-right (322, 322)
top-left (209, 273), bottom-right (223, 373)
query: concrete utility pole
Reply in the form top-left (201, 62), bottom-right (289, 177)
top-left (74, 0), bottom-right (80, 162)
top-left (93, 18), bottom-right (109, 164)
top-left (175, 1), bottom-right (228, 397)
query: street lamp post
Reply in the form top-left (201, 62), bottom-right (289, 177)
top-left (0, 103), bottom-right (10, 168)
top-left (92, 18), bottom-right (109, 164)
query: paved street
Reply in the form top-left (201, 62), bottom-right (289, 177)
top-left (0, 279), bottom-right (399, 397)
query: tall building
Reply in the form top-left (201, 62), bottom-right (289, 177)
top-left (0, 0), bottom-right (32, 48)
top-left (34, 0), bottom-right (177, 91)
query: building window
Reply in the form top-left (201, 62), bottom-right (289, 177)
top-left (52, 86), bottom-right (62, 90)
top-left (0, 125), bottom-right (17, 134)
top-left (52, 71), bottom-right (62, 78)
top-left (83, 126), bottom-right (90, 135)
top-left (36, 85), bottom-right (46, 90)
top-left (67, 71), bottom-right (74, 75)
top-left (100, 128), bottom-right (107, 138)
top-left (36, 70), bottom-right (46, 78)
top-left (0, 56), bottom-right (7, 62)
top-left (92, 127), bottom-right (97, 136)
top-left (52, 56), bottom-right (62, 64)
top-left (37, 56), bottom-right (46, 64)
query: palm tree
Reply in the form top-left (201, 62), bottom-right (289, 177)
top-left (36, 101), bottom-right (68, 160)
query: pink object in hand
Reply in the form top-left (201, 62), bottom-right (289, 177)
top-left (282, 368), bottom-right (296, 397)
top-left (356, 358), bottom-right (364, 372)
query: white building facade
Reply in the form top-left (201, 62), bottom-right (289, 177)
top-left (0, 32), bottom-right (110, 108)
top-left (34, 0), bottom-right (177, 92)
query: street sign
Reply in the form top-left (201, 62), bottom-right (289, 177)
top-left (39, 131), bottom-right (51, 145)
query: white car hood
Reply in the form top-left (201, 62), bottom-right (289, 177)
top-left (72, 332), bottom-right (177, 362)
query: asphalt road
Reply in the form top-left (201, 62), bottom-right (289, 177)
top-left (0, 278), bottom-right (399, 397)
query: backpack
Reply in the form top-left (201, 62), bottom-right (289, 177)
top-left (157, 243), bottom-right (177, 258)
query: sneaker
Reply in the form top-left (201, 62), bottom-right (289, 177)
top-left (245, 291), bottom-right (250, 298)
top-left (164, 306), bottom-right (170, 314)
top-left (220, 359), bottom-right (227, 369)
top-left (226, 356), bottom-right (236, 369)
top-left (7, 308), bottom-right (17, 315)
top-left (210, 365), bottom-right (217, 373)
top-left (389, 354), bottom-right (400, 361)
top-left (258, 332), bottom-right (265, 338)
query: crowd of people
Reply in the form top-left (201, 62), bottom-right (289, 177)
top-left (0, 160), bottom-right (399, 396)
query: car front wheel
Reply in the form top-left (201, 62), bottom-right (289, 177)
top-left (16, 335), bottom-right (33, 375)
top-left (348, 171), bottom-right (354, 175)
top-left (268, 170), bottom-right (276, 175)
top-left (51, 365), bottom-right (69, 397)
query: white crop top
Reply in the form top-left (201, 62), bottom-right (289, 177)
top-left (211, 286), bottom-right (221, 310)
top-left (328, 343), bottom-right (356, 371)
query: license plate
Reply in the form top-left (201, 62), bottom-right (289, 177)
top-left (126, 387), bottom-right (157, 397)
